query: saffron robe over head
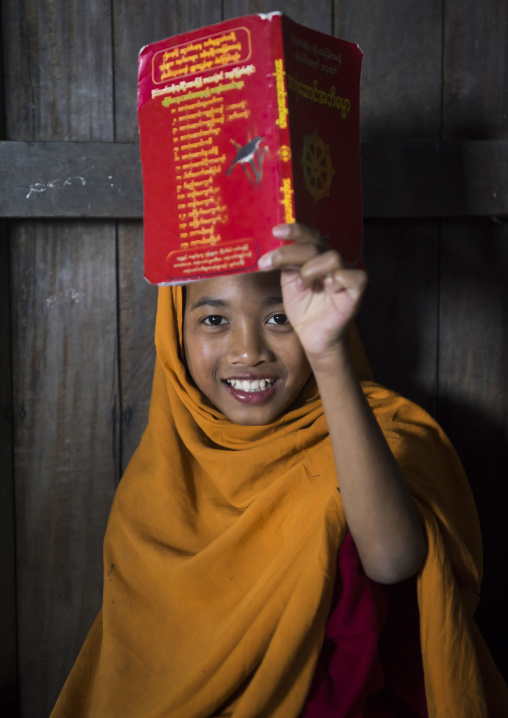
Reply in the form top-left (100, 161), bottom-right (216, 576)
top-left (52, 286), bottom-right (508, 718)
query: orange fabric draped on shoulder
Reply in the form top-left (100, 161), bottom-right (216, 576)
top-left (52, 286), bottom-right (508, 718)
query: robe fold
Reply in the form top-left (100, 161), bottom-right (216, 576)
top-left (51, 286), bottom-right (508, 718)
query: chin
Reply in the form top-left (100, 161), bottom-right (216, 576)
top-left (225, 411), bottom-right (279, 426)
top-left (218, 402), bottom-right (284, 426)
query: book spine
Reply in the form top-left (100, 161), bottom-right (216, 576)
top-left (269, 14), bottom-right (295, 226)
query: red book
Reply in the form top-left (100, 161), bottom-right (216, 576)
top-left (138, 12), bottom-right (363, 285)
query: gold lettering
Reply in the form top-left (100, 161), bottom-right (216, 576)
top-left (274, 58), bottom-right (289, 130)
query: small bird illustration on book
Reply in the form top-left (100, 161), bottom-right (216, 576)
top-left (226, 136), bottom-right (267, 185)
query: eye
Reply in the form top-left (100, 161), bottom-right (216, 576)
top-left (267, 313), bottom-right (289, 326)
top-left (202, 314), bottom-right (227, 326)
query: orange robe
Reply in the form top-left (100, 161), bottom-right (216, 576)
top-left (52, 286), bottom-right (508, 717)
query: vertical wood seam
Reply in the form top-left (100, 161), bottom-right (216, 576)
top-left (110, 0), bottom-right (122, 481)
top-left (1, 220), bottom-right (21, 715)
top-left (114, 220), bottom-right (123, 482)
top-left (440, 0), bottom-right (447, 143)
top-left (0, 0), bottom-right (20, 712)
top-left (7, 229), bottom-right (20, 713)
top-left (110, 0), bottom-right (118, 144)
top-left (436, 220), bottom-right (443, 421)
top-left (437, 0), bottom-right (445, 421)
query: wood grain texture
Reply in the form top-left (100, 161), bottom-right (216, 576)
top-left (0, 141), bottom-right (143, 218)
top-left (0, 224), bottom-right (18, 714)
top-left (223, 0), bottom-right (332, 34)
top-left (11, 222), bottom-right (119, 716)
top-left (357, 220), bottom-right (440, 414)
top-left (361, 141), bottom-right (508, 218)
top-left (2, 0), bottom-right (113, 142)
top-left (0, 5), bottom-right (18, 713)
top-left (438, 219), bottom-right (508, 680)
top-left (117, 221), bottom-right (158, 472)
top-left (441, 0), bottom-right (508, 684)
top-left (3, 0), bottom-right (118, 714)
top-left (443, 0), bottom-right (508, 140)
top-left (334, 0), bottom-right (443, 142)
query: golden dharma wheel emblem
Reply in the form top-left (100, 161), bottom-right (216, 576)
top-left (301, 132), bottom-right (335, 204)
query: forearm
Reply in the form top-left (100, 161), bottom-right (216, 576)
top-left (310, 343), bottom-right (426, 584)
top-left (260, 222), bottom-right (426, 582)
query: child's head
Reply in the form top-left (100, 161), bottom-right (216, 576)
top-left (183, 270), bottom-right (312, 426)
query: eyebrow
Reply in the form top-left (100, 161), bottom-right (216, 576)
top-left (189, 297), bottom-right (227, 311)
top-left (189, 295), bottom-right (283, 311)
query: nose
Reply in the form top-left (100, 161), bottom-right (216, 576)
top-left (226, 321), bottom-right (273, 366)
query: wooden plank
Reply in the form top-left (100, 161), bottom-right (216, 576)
top-left (112, 2), bottom-right (223, 471)
top-left (357, 220), bottom-right (440, 414)
top-left (334, 0), bottom-right (443, 142)
top-left (117, 222), bottom-right (158, 471)
top-left (441, 0), bottom-right (508, 683)
top-left (224, 0), bottom-right (332, 34)
top-left (11, 222), bottom-right (119, 715)
top-left (2, 140), bottom-right (508, 219)
top-left (0, 5), bottom-right (19, 715)
top-left (0, 141), bottom-right (143, 218)
top-left (2, 0), bottom-right (114, 142)
top-left (361, 141), bottom-right (508, 218)
top-left (443, 0), bottom-right (508, 141)
top-left (438, 219), bottom-right (508, 681)
top-left (2, 0), bottom-right (118, 715)
top-left (0, 224), bottom-right (19, 715)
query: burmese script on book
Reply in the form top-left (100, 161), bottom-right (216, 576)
top-left (138, 12), bottom-right (363, 284)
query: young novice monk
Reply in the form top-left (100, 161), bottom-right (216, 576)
top-left (52, 224), bottom-right (508, 717)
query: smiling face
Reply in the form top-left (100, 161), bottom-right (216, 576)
top-left (183, 271), bottom-right (312, 425)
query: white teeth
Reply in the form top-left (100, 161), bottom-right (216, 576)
top-left (227, 378), bottom-right (273, 393)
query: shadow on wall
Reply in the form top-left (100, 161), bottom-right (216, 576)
top-left (357, 215), bottom-right (508, 682)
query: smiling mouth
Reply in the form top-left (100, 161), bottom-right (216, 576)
top-left (225, 378), bottom-right (275, 393)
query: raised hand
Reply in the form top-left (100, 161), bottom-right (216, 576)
top-left (258, 223), bottom-right (367, 365)
top-left (260, 222), bottom-right (426, 584)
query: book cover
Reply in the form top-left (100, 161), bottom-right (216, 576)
top-left (137, 12), bottom-right (363, 285)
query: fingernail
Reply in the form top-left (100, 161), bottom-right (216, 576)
top-left (258, 252), bottom-right (274, 269)
top-left (272, 224), bottom-right (291, 238)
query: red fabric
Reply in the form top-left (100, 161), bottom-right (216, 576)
top-left (301, 532), bottom-right (428, 718)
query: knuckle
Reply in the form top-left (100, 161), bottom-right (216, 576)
top-left (293, 223), bottom-right (322, 245)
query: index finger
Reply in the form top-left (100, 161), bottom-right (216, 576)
top-left (256, 223), bottom-right (328, 270)
top-left (272, 222), bottom-right (328, 249)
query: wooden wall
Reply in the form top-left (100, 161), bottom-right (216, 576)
top-left (1, 0), bottom-right (507, 715)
